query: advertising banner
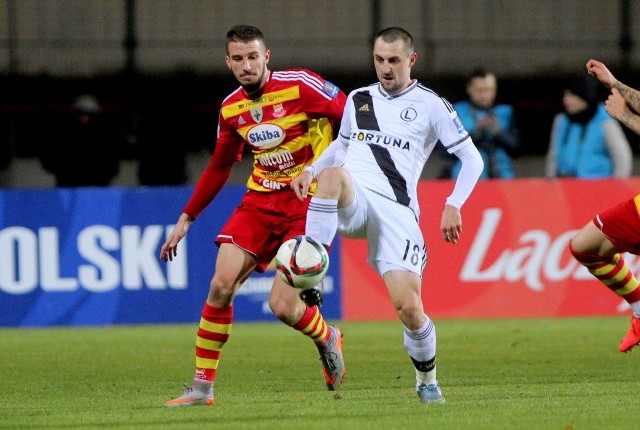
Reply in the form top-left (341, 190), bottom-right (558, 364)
top-left (0, 186), bottom-right (341, 327)
top-left (4, 178), bottom-right (639, 327)
top-left (342, 178), bottom-right (640, 320)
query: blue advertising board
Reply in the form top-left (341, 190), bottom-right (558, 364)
top-left (0, 186), bottom-right (341, 327)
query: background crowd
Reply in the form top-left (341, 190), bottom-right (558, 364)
top-left (1, 67), bottom-right (637, 188)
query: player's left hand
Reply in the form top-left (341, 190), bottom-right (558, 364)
top-left (441, 204), bottom-right (462, 244)
top-left (291, 170), bottom-right (313, 201)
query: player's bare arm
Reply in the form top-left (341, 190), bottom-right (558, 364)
top-left (291, 170), bottom-right (313, 201)
top-left (586, 59), bottom-right (616, 88)
top-left (607, 89), bottom-right (640, 136)
top-left (440, 204), bottom-right (462, 244)
top-left (160, 213), bottom-right (194, 262)
top-left (612, 81), bottom-right (640, 114)
top-left (587, 59), bottom-right (640, 114)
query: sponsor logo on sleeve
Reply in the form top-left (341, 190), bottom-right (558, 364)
top-left (453, 116), bottom-right (465, 134)
top-left (322, 80), bottom-right (340, 98)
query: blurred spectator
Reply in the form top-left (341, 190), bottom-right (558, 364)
top-left (443, 68), bottom-right (520, 179)
top-left (38, 94), bottom-right (123, 187)
top-left (132, 101), bottom-right (188, 186)
top-left (545, 73), bottom-right (632, 178)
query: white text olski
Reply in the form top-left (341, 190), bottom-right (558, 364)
top-left (0, 225), bottom-right (186, 294)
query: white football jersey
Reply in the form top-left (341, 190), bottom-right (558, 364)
top-left (332, 80), bottom-right (472, 218)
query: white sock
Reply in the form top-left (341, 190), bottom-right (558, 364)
top-left (630, 300), bottom-right (640, 318)
top-left (404, 317), bottom-right (437, 386)
top-left (306, 197), bottom-right (338, 247)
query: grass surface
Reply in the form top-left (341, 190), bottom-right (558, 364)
top-left (1, 317), bottom-right (639, 430)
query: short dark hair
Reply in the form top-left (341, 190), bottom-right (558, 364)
top-left (226, 25), bottom-right (265, 54)
top-left (374, 27), bottom-right (414, 54)
top-left (470, 67), bottom-right (492, 80)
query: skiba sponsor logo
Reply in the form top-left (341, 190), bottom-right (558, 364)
top-left (247, 123), bottom-right (286, 149)
top-left (0, 224), bottom-right (187, 294)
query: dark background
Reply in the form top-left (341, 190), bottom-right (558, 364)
top-left (3, 71), bottom-right (639, 165)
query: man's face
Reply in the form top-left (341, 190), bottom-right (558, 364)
top-left (225, 39), bottom-right (270, 96)
top-left (562, 90), bottom-right (589, 114)
top-left (373, 38), bottom-right (416, 95)
top-left (467, 74), bottom-right (497, 109)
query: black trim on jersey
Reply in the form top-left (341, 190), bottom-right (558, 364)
top-left (368, 144), bottom-right (411, 206)
top-left (446, 135), bottom-right (471, 152)
top-left (353, 91), bottom-right (380, 131)
top-left (415, 83), bottom-right (456, 113)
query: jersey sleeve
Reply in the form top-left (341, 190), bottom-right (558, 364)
top-left (437, 98), bottom-right (473, 154)
top-left (182, 114), bottom-right (242, 219)
top-left (296, 69), bottom-right (347, 129)
top-left (447, 143), bottom-right (484, 209)
top-left (307, 90), bottom-right (353, 176)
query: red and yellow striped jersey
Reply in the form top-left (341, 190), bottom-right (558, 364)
top-left (218, 69), bottom-right (346, 193)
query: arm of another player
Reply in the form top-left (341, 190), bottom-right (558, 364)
top-left (291, 129), bottom-right (350, 200)
top-left (605, 88), bottom-right (640, 136)
top-left (442, 143), bottom-right (484, 244)
top-left (588, 58), bottom-right (640, 114)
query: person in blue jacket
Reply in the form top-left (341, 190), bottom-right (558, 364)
top-left (446, 68), bottom-right (520, 179)
top-left (545, 73), bottom-right (632, 178)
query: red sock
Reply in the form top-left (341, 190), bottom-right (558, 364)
top-left (194, 303), bottom-right (233, 382)
top-left (570, 243), bottom-right (640, 303)
top-left (292, 305), bottom-right (330, 344)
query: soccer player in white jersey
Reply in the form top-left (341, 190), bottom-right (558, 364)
top-left (291, 27), bottom-right (484, 403)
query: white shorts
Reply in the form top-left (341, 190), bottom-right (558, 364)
top-left (337, 179), bottom-right (427, 277)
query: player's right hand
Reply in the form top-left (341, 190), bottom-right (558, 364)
top-left (291, 170), bottom-right (312, 201)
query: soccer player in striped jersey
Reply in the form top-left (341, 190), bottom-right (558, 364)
top-left (160, 25), bottom-right (347, 407)
top-left (569, 59), bottom-right (640, 352)
top-left (292, 27), bottom-right (484, 403)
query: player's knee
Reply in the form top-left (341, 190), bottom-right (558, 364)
top-left (569, 238), bottom-right (603, 265)
top-left (208, 277), bottom-right (235, 305)
top-left (396, 304), bottom-right (424, 329)
top-left (316, 167), bottom-right (346, 197)
top-left (569, 238), bottom-right (581, 258)
top-left (268, 298), bottom-right (290, 322)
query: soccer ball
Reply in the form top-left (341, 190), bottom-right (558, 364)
top-left (275, 235), bottom-right (329, 289)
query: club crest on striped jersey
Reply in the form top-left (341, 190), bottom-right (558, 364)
top-left (247, 123), bottom-right (286, 149)
top-left (250, 107), bottom-right (263, 123)
top-left (272, 103), bottom-right (286, 118)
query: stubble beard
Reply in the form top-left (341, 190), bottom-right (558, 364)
top-left (242, 68), bottom-right (266, 97)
